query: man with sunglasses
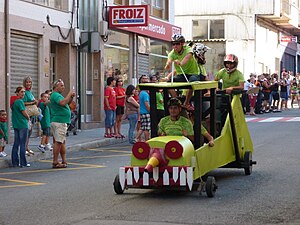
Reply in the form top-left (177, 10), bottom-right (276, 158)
top-left (50, 79), bottom-right (75, 168)
top-left (214, 54), bottom-right (245, 94)
top-left (164, 34), bottom-right (200, 110)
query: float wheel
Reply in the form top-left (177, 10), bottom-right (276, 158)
top-left (205, 176), bottom-right (217, 198)
top-left (113, 174), bottom-right (124, 194)
top-left (244, 151), bottom-right (253, 176)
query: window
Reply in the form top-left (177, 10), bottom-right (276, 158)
top-left (193, 19), bottom-right (224, 40)
top-left (142, 0), bottom-right (169, 20)
top-left (113, 0), bottom-right (129, 5)
top-left (24, 0), bottom-right (68, 11)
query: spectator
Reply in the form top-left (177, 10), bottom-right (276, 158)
top-left (136, 75), bottom-right (151, 141)
top-left (10, 86), bottom-right (30, 167)
top-left (124, 84), bottom-right (140, 144)
top-left (150, 75), bottom-right (165, 122)
top-left (50, 79), bottom-right (75, 168)
top-left (269, 73), bottom-right (280, 111)
top-left (261, 73), bottom-right (271, 112)
top-left (0, 110), bottom-right (8, 157)
top-left (114, 78), bottom-right (126, 138)
top-left (104, 77), bottom-right (117, 138)
top-left (22, 76), bottom-right (38, 156)
top-left (38, 92), bottom-right (51, 153)
top-left (247, 76), bottom-right (259, 116)
top-left (290, 78), bottom-right (299, 108)
top-left (158, 98), bottom-right (214, 146)
top-left (255, 74), bottom-right (264, 114)
top-left (280, 72), bottom-right (289, 110)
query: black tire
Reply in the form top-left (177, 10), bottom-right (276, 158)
top-left (244, 151), bottom-right (253, 176)
top-left (113, 174), bottom-right (124, 194)
top-left (205, 176), bottom-right (217, 198)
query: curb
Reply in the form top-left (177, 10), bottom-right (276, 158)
top-left (0, 137), bottom-right (128, 169)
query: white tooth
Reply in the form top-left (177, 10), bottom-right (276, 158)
top-left (173, 167), bottom-right (179, 182)
top-left (143, 172), bottom-right (149, 186)
top-left (191, 156), bottom-right (196, 168)
top-left (180, 168), bottom-right (186, 186)
top-left (126, 168), bottom-right (133, 185)
top-left (133, 167), bottom-right (139, 182)
top-left (153, 167), bottom-right (159, 182)
top-left (119, 167), bottom-right (126, 190)
top-left (163, 169), bottom-right (170, 185)
top-left (187, 167), bottom-right (193, 191)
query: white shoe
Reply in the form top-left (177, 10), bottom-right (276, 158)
top-left (45, 143), bottom-right (53, 151)
top-left (0, 152), bottom-right (4, 157)
top-left (1, 152), bottom-right (7, 157)
top-left (37, 145), bottom-right (46, 153)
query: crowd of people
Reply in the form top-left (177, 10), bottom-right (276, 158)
top-left (0, 77), bottom-right (75, 169)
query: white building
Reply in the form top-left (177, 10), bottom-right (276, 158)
top-left (174, 0), bottom-right (300, 78)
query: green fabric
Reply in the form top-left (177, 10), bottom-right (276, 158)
top-left (23, 90), bottom-right (35, 103)
top-left (39, 102), bottom-right (51, 128)
top-left (156, 92), bottom-right (164, 110)
top-left (198, 64), bottom-right (207, 76)
top-left (168, 46), bottom-right (199, 75)
top-left (215, 68), bottom-right (245, 89)
top-left (0, 121), bottom-right (8, 140)
top-left (11, 99), bottom-right (28, 129)
top-left (49, 92), bottom-right (71, 124)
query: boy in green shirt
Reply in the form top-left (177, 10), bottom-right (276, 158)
top-left (0, 110), bottom-right (8, 157)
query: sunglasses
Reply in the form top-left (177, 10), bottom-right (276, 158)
top-left (172, 42), bottom-right (181, 46)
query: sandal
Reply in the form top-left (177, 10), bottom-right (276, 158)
top-left (104, 133), bottom-right (112, 138)
top-left (61, 162), bottom-right (68, 168)
top-left (115, 134), bottom-right (122, 139)
top-left (26, 149), bottom-right (34, 155)
top-left (52, 163), bottom-right (66, 169)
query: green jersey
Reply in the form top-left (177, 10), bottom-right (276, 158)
top-left (168, 46), bottom-right (199, 75)
top-left (23, 90), bottom-right (35, 103)
top-left (49, 92), bottom-right (71, 124)
top-left (11, 99), bottom-right (28, 129)
top-left (158, 116), bottom-right (197, 136)
top-left (156, 92), bottom-right (164, 110)
top-left (39, 102), bottom-right (51, 129)
top-left (215, 68), bottom-right (245, 89)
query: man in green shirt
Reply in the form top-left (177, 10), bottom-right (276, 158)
top-left (215, 54), bottom-right (245, 94)
top-left (158, 98), bottom-right (214, 146)
top-left (50, 79), bottom-right (75, 168)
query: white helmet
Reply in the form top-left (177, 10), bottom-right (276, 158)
top-left (192, 43), bottom-right (210, 58)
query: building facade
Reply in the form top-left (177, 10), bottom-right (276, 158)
top-left (174, 0), bottom-right (300, 78)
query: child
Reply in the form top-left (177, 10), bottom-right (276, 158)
top-left (0, 110), bottom-right (8, 157)
top-left (38, 92), bottom-right (52, 152)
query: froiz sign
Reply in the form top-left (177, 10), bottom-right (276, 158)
top-left (109, 5), bottom-right (149, 28)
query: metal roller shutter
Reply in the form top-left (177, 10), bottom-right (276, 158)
top-left (137, 53), bottom-right (149, 76)
top-left (10, 33), bottom-right (39, 137)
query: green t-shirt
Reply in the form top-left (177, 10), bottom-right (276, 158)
top-left (0, 121), bottom-right (8, 140)
top-left (11, 99), bottom-right (28, 129)
top-left (215, 68), bottom-right (245, 89)
top-left (156, 92), bottom-right (164, 110)
top-left (198, 63), bottom-right (207, 76)
top-left (168, 46), bottom-right (199, 75)
top-left (39, 102), bottom-right (51, 129)
top-left (23, 90), bottom-right (35, 103)
top-left (49, 92), bottom-right (71, 124)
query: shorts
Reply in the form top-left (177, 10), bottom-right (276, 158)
top-left (263, 92), bottom-right (270, 101)
top-left (0, 138), bottom-right (6, 147)
top-left (42, 127), bottom-right (50, 136)
top-left (105, 110), bottom-right (116, 128)
top-left (172, 74), bottom-right (201, 83)
top-left (140, 113), bottom-right (151, 131)
top-left (280, 92), bottom-right (288, 100)
top-left (116, 105), bottom-right (125, 116)
top-left (51, 122), bottom-right (67, 143)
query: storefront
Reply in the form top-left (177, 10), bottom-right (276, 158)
top-left (103, 17), bottom-right (181, 85)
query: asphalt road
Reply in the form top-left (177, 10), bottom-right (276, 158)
top-left (0, 110), bottom-right (300, 225)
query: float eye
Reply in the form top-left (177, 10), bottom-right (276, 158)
top-left (165, 141), bottom-right (183, 159)
top-left (132, 142), bottom-right (150, 160)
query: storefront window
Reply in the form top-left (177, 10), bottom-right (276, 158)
top-left (104, 31), bottom-right (129, 85)
top-left (149, 39), bottom-right (169, 80)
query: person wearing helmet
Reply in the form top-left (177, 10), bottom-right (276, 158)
top-left (214, 54), bottom-right (245, 94)
top-left (158, 98), bottom-right (214, 146)
top-left (192, 43), bottom-right (210, 79)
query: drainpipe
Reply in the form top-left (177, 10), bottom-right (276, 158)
top-left (4, 0), bottom-right (10, 128)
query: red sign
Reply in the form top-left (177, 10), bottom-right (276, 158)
top-left (116, 17), bottom-right (181, 41)
top-left (109, 5), bottom-right (149, 28)
top-left (281, 36), bottom-right (296, 42)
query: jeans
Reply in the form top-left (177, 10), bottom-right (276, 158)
top-left (127, 113), bottom-right (138, 144)
top-left (12, 128), bottom-right (28, 167)
top-left (105, 110), bottom-right (116, 128)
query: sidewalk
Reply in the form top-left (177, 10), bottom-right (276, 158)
top-left (0, 123), bottom-right (129, 169)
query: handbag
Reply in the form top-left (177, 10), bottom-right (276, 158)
top-left (26, 104), bottom-right (40, 117)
